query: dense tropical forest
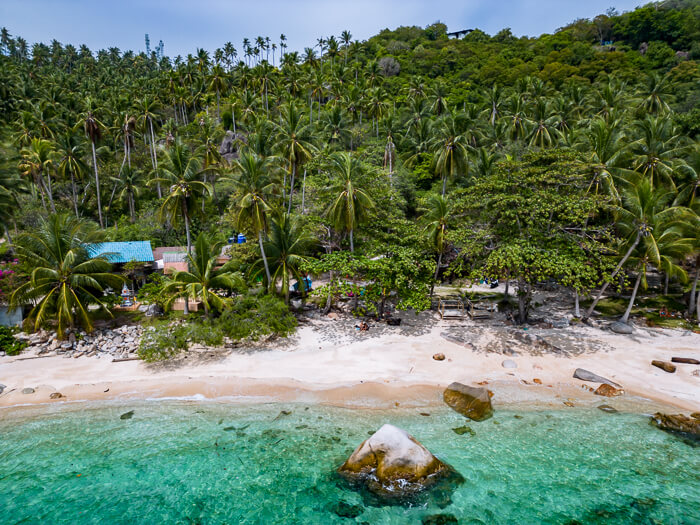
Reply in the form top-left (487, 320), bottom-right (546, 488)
top-left (0, 0), bottom-right (699, 355)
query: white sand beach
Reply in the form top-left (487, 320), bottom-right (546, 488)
top-left (1, 311), bottom-right (698, 413)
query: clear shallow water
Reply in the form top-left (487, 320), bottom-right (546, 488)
top-left (1, 401), bottom-right (698, 525)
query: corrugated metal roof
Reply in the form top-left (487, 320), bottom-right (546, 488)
top-left (153, 246), bottom-right (187, 261)
top-left (86, 241), bottom-right (154, 263)
top-left (163, 252), bottom-right (188, 263)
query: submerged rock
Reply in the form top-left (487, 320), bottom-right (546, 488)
top-left (573, 368), bottom-right (621, 388)
top-left (651, 413), bottom-right (700, 441)
top-left (330, 501), bottom-right (363, 519)
top-left (443, 382), bottom-right (493, 421)
top-left (21, 387), bottom-right (35, 394)
top-left (338, 424), bottom-right (460, 499)
top-left (452, 426), bottom-right (475, 436)
top-left (651, 360), bottom-right (676, 373)
top-left (594, 384), bottom-right (624, 397)
top-left (609, 321), bottom-right (633, 334)
top-left (422, 514), bottom-right (459, 525)
top-left (120, 410), bottom-right (135, 420)
top-left (597, 405), bottom-right (618, 413)
top-left (49, 392), bottom-right (64, 399)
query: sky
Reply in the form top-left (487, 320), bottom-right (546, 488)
top-left (1, 0), bottom-right (644, 58)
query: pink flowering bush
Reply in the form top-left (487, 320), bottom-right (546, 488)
top-left (0, 259), bottom-right (25, 304)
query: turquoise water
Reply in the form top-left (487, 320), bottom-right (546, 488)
top-left (1, 401), bottom-right (699, 524)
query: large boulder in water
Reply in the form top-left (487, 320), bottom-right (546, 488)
top-left (443, 382), bottom-right (493, 421)
top-left (338, 424), bottom-right (459, 498)
top-left (651, 413), bottom-right (700, 441)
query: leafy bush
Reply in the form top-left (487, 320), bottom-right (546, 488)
top-left (0, 326), bottom-right (27, 356)
top-left (137, 274), bottom-right (172, 309)
top-left (137, 294), bottom-right (296, 361)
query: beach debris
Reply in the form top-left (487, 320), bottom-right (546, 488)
top-left (452, 425), bottom-right (475, 436)
top-left (338, 424), bottom-right (463, 499)
top-left (0, 383), bottom-right (6, 394)
top-left (103, 388), bottom-right (109, 393)
top-left (272, 410), bottom-right (292, 421)
top-left (533, 378), bottom-right (542, 385)
top-left (563, 401), bottom-right (575, 407)
top-left (423, 514), bottom-right (459, 525)
top-left (330, 501), bottom-right (364, 519)
top-left (502, 359), bottom-right (517, 369)
top-left (476, 380), bottom-right (489, 385)
top-left (443, 382), bottom-right (493, 421)
top-left (671, 357), bottom-right (700, 365)
top-left (420, 412), bottom-right (431, 417)
top-left (597, 405), bottom-right (618, 413)
top-left (609, 321), bottom-right (634, 334)
top-left (651, 360), bottom-right (676, 373)
top-left (21, 387), bottom-right (35, 394)
top-left (49, 392), bottom-right (64, 399)
top-left (432, 353), bottom-right (445, 361)
top-left (594, 384), bottom-right (624, 397)
top-left (119, 410), bottom-right (135, 420)
top-left (573, 368), bottom-right (622, 388)
top-left (650, 413), bottom-right (700, 440)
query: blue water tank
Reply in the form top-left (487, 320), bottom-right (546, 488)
top-left (237, 233), bottom-right (247, 244)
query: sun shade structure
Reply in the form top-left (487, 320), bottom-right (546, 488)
top-left (86, 241), bottom-right (154, 264)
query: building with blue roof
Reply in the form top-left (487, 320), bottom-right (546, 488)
top-left (86, 241), bottom-right (154, 264)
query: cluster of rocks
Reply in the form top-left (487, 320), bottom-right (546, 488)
top-left (15, 325), bottom-right (142, 360)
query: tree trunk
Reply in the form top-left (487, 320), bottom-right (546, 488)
top-left (149, 117), bottom-right (162, 199)
top-left (258, 230), bottom-right (272, 291)
top-left (349, 229), bottom-right (354, 252)
top-left (216, 89), bottom-right (220, 121)
top-left (129, 189), bottom-right (135, 222)
top-left (45, 172), bottom-right (56, 212)
top-left (91, 141), bottom-right (104, 228)
top-left (583, 230), bottom-right (641, 320)
top-left (70, 171), bottom-right (80, 217)
top-left (574, 290), bottom-right (580, 318)
top-left (3, 224), bottom-right (13, 247)
top-left (323, 269), bottom-right (334, 314)
top-left (287, 162), bottom-right (295, 213)
top-left (301, 169), bottom-right (307, 213)
top-left (441, 176), bottom-right (447, 197)
top-left (517, 281), bottom-right (529, 324)
top-left (430, 251), bottom-right (442, 298)
top-left (663, 273), bottom-right (669, 295)
top-left (183, 205), bottom-right (191, 315)
top-left (688, 266), bottom-right (698, 317)
top-left (620, 271), bottom-right (642, 323)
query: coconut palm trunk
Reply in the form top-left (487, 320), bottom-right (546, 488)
top-left (430, 251), bottom-right (443, 298)
top-left (287, 162), bottom-right (295, 213)
top-left (183, 202), bottom-right (192, 315)
top-left (258, 230), bottom-right (272, 289)
top-left (301, 169), bottom-right (307, 213)
top-left (583, 231), bottom-right (642, 320)
top-left (621, 271), bottom-right (643, 323)
top-left (70, 171), bottom-right (79, 217)
top-left (149, 118), bottom-right (162, 198)
top-left (91, 140), bottom-right (104, 228)
top-left (688, 266), bottom-right (699, 318)
top-left (349, 229), bottom-right (354, 252)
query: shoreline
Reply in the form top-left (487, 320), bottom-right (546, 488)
top-left (1, 317), bottom-right (699, 414)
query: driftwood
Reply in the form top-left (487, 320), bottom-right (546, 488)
top-left (112, 356), bottom-right (141, 363)
top-left (14, 355), bottom-right (54, 361)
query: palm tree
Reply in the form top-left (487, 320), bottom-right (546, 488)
top-left (165, 232), bottom-right (244, 316)
top-left (584, 117), bottom-right (628, 203)
top-left (77, 99), bottom-right (106, 227)
top-left (134, 96), bottom-right (162, 196)
top-left (341, 30), bottom-right (352, 65)
top-left (230, 152), bottom-right (275, 287)
top-left (18, 137), bottom-right (55, 212)
top-left (55, 133), bottom-right (88, 217)
top-left (422, 194), bottom-right (451, 297)
top-left (273, 102), bottom-right (315, 212)
top-left (325, 152), bottom-right (374, 252)
top-left (257, 213), bottom-right (314, 303)
top-left (638, 73), bottom-right (673, 115)
top-left (153, 142), bottom-right (211, 255)
top-left (616, 179), bottom-right (694, 322)
top-left (9, 214), bottom-right (123, 337)
top-left (630, 116), bottom-right (686, 189)
top-left (110, 166), bottom-right (144, 222)
top-left (430, 114), bottom-right (471, 196)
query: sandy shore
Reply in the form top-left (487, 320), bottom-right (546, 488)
top-left (1, 313), bottom-right (699, 413)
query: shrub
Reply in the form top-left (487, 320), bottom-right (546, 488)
top-left (0, 326), bottom-right (27, 356)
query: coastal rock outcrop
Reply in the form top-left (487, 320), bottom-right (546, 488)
top-left (609, 321), bottom-right (633, 334)
top-left (573, 368), bottom-right (622, 388)
top-left (651, 413), bottom-right (700, 441)
top-left (594, 384), bottom-right (624, 397)
top-left (338, 424), bottom-right (459, 498)
top-left (443, 382), bottom-right (493, 421)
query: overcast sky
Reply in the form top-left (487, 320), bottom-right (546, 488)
top-left (1, 0), bottom-right (643, 58)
